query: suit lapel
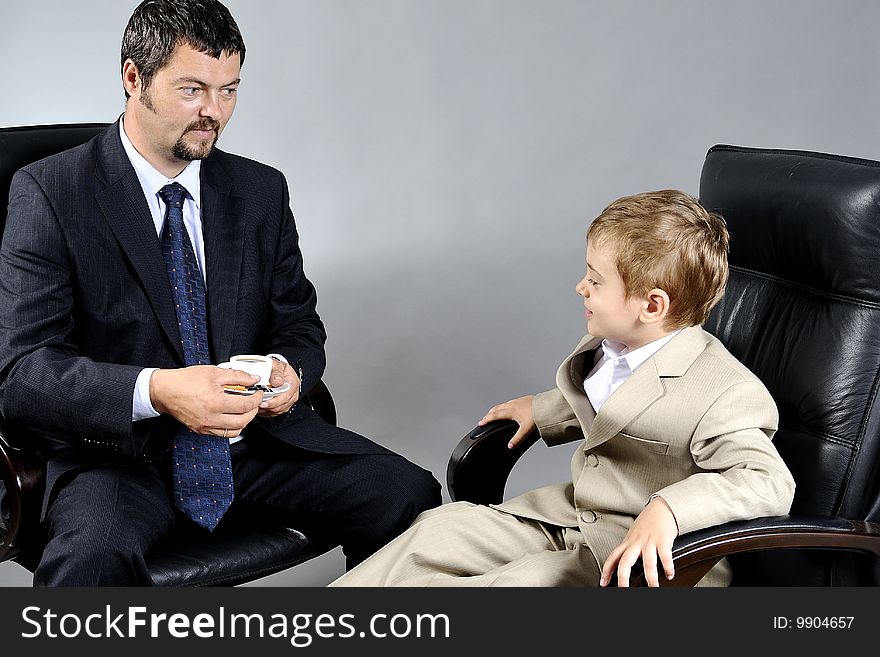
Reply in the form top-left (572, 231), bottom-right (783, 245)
top-left (562, 326), bottom-right (709, 450)
top-left (93, 122), bottom-right (184, 363)
top-left (584, 358), bottom-right (664, 450)
top-left (556, 335), bottom-right (601, 431)
top-left (201, 155), bottom-right (243, 362)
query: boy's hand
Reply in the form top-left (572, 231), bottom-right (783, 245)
top-left (477, 395), bottom-right (536, 449)
top-left (600, 496), bottom-right (678, 588)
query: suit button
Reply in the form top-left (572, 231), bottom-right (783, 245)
top-left (585, 453), bottom-right (599, 467)
top-left (580, 510), bottom-right (598, 524)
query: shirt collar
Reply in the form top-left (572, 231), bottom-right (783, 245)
top-left (599, 329), bottom-right (682, 373)
top-left (119, 117), bottom-right (201, 207)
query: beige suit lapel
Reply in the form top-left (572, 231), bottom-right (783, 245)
top-left (555, 334), bottom-right (601, 431)
top-left (585, 358), bottom-right (665, 450)
top-left (559, 326), bottom-right (709, 451)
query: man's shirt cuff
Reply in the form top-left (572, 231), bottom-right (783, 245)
top-left (133, 367), bottom-right (161, 421)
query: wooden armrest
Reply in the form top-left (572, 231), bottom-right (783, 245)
top-left (630, 515), bottom-right (880, 587)
top-left (447, 420), bottom-right (540, 505)
top-left (446, 422), bottom-right (880, 587)
top-left (0, 419), bottom-right (46, 562)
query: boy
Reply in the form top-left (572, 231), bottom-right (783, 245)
top-left (330, 189), bottom-right (795, 587)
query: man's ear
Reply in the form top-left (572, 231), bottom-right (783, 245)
top-left (122, 59), bottom-right (141, 97)
top-left (640, 288), bottom-right (671, 325)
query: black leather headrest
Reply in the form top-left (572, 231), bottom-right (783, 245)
top-left (701, 144), bottom-right (880, 302)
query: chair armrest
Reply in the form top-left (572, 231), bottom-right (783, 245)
top-left (0, 418), bottom-right (46, 562)
top-left (630, 515), bottom-right (880, 587)
top-left (447, 422), bottom-right (880, 587)
top-left (447, 420), bottom-right (540, 505)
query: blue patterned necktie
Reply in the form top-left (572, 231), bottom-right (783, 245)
top-left (159, 182), bottom-right (233, 531)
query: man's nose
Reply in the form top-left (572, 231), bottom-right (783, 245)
top-left (199, 91), bottom-right (221, 119)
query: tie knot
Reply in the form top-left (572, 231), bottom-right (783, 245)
top-left (159, 182), bottom-right (188, 209)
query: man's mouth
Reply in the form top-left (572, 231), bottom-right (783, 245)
top-left (186, 121), bottom-right (219, 138)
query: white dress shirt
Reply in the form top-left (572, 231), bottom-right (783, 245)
top-left (120, 119), bottom-right (205, 423)
top-left (583, 330), bottom-right (681, 412)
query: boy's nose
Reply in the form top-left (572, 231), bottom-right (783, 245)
top-left (576, 279), bottom-right (587, 297)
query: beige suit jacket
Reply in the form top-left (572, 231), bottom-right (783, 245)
top-left (494, 325), bottom-right (796, 585)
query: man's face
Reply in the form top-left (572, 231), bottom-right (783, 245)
top-left (576, 240), bottom-right (644, 347)
top-left (123, 43), bottom-right (241, 176)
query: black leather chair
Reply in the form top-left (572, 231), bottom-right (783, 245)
top-left (0, 123), bottom-right (337, 586)
top-left (449, 144), bottom-right (880, 586)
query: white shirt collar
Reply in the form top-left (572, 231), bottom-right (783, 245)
top-left (598, 329), bottom-right (682, 373)
top-left (119, 117), bottom-right (201, 207)
top-left (583, 329), bottom-right (683, 412)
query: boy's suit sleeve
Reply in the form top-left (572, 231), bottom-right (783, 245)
top-left (532, 388), bottom-right (583, 447)
top-left (653, 379), bottom-right (796, 535)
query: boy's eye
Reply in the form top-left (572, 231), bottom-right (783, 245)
top-left (587, 278), bottom-right (598, 286)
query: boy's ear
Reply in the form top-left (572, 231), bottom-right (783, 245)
top-left (640, 288), bottom-right (671, 325)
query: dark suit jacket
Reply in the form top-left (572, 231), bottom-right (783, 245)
top-left (0, 120), bottom-right (385, 516)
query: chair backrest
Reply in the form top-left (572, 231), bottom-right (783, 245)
top-left (700, 145), bottom-right (880, 585)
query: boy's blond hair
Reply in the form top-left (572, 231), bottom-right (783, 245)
top-left (587, 189), bottom-right (729, 330)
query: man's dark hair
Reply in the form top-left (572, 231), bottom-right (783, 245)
top-left (121, 0), bottom-right (246, 100)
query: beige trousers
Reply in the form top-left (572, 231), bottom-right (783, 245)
top-left (328, 502), bottom-right (601, 587)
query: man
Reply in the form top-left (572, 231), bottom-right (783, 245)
top-left (0, 0), bottom-right (440, 586)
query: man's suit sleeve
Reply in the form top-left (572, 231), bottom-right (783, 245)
top-left (653, 379), bottom-right (796, 535)
top-left (0, 169), bottom-right (144, 456)
top-left (263, 173), bottom-right (326, 394)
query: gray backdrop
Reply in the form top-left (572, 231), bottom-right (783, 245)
top-left (2, 0), bottom-right (879, 586)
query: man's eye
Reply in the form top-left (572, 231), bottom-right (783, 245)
top-left (182, 87), bottom-right (200, 96)
top-left (220, 88), bottom-right (237, 98)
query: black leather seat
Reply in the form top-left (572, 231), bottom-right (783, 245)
top-left (0, 123), bottom-right (336, 586)
top-left (448, 144), bottom-right (880, 586)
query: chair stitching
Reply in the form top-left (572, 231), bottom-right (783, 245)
top-left (729, 266), bottom-right (880, 310)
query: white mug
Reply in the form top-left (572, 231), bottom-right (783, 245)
top-left (218, 354), bottom-right (273, 386)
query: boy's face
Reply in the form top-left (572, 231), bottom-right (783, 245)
top-left (576, 240), bottom-right (645, 347)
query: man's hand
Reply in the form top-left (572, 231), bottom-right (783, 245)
top-left (477, 395), bottom-right (536, 449)
top-left (256, 357), bottom-right (301, 418)
top-left (150, 365), bottom-right (263, 438)
top-left (600, 496), bottom-right (679, 588)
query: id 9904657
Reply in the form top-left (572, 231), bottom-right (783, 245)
top-left (773, 616), bottom-right (854, 629)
